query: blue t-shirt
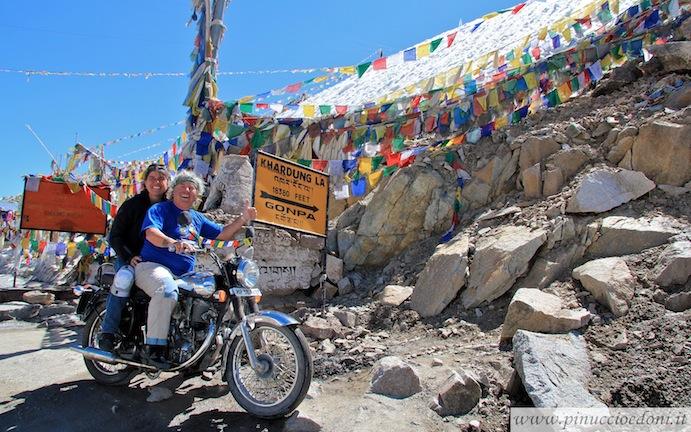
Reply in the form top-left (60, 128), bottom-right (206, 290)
top-left (140, 201), bottom-right (222, 276)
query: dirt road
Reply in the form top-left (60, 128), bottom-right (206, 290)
top-left (0, 321), bottom-right (467, 432)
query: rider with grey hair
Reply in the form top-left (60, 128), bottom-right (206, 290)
top-left (135, 171), bottom-right (256, 367)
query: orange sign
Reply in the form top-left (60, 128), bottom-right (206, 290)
top-left (20, 178), bottom-right (110, 234)
top-left (253, 152), bottom-right (329, 237)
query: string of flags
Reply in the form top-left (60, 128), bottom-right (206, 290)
top-left (187, 229), bottom-right (253, 249)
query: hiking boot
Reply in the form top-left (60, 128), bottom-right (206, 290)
top-left (143, 345), bottom-right (171, 370)
top-left (98, 333), bottom-right (115, 353)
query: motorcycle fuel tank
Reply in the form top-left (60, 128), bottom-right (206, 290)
top-left (176, 272), bottom-right (216, 298)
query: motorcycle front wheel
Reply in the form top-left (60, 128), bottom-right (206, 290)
top-left (226, 322), bottom-right (312, 419)
top-left (82, 304), bottom-right (135, 386)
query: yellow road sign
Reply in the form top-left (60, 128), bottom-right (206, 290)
top-left (253, 151), bottom-right (329, 237)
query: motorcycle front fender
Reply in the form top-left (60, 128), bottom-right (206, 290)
top-left (220, 310), bottom-right (300, 381)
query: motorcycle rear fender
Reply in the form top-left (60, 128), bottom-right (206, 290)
top-left (220, 310), bottom-right (299, 381)
top-left (76, 287), bottom-right (107, 319)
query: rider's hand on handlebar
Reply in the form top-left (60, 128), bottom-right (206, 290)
top-left (170, 240), bottom-right (196, 254)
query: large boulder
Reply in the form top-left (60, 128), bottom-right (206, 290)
top-left (566, 169), bottom-right (655, 214)
top-left (411, 234), bottom-right (469, 317)
top-left (500, 288), bottom-right (591, 341)
top-left (343, 162), bottom-right (455, 270)
top-left (430, 370), bottom-right (482, 416)
top-left (547, 149), bottom-right (589, 179)
top-left (653, 237), bottom-right (691, 286)
top-left (647, 41), bottom-right (691, 73)
top-left (521, 163), bottom-right (542, 198)
top-left (518, 136), bottom-right (560, 172)
top-left (370, 356), bottom-right (422, 398)
top-left (22, 290), bottom-right (55, 305)
top-left (377, 285), bottom-right (414, 306)
top-left (587, 216), bottom-right (679, 257)
top-left (513, 330), bottom-right (606, 408)
top-left (203, 155), bottom-right (254, 214)
top-left (572, 257), bottom-right (636, 317)
top-left (462, 226), bottom-right (547, 308)
top-left (461, 146), bottom-right (518, 209)
top-left (630, 120), bottom-right (691, 186)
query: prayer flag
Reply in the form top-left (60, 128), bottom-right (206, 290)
top-left (417, 44), bottom-right (430, 58)
top-left (373, 57), bottom-right (387, 70)
top-left (404, 48), bottom-right (416, 62)
top-left (447, 31), bottom-right (457, 47)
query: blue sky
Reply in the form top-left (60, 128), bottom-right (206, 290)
top-left (0, 0), bottom-right (519, 198)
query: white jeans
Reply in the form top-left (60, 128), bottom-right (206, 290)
top-left (134, 262), bottom-right (178, 346)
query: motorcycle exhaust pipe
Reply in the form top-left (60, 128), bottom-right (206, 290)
top-left (71, 346), bottom-right (157, 370)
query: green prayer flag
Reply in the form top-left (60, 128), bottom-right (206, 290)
top-left (511, 110), bottom-right (522, 124)
top-left (357, 62), bottom-right (372, 78)
top-left (383, 166), bottom-right (398, 177)
top-left (240, 103), bottom-right (253, 114)
top-left (303, 78), bottom-right (315, 84)
top-left (319, 105), bottom-right (332, 115)
top-left (227, 123), bottom-right (245, 139)
top-left (251, 128), bottom-right (269, 149)
top-left (392, 137), bottom-right (405, 152)
top-left (506, 50), bottom-right (515, 61)
top-left (430, 38), bottom-right (443, 53)
top-left (453, 200), bottom-right (461, 213)
top-left (372, 156), bottom-right (384, 171)
top-left (640, 0), bottom-right (651, 9)
top-left (570, 77), bottom-right (580, 92)
top-left (297, 159), bottom-right (312, 167)
top-left (547, 89), bottom-right (561, 107)
top-left (445, 152), bottom-right (456, 164)
top-left (521, 53), bottom-right (532, 65)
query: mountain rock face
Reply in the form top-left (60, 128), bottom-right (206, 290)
top-left (461, 226), bottom-right (546, 309)
top-left (340, 157), bottom-right (456, 270)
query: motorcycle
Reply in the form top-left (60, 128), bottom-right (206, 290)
top-left (72, 213), bottom-right (313, 419)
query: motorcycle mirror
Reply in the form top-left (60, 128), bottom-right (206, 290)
top-left (177, 211), bottom-right (193, 227)
top-left (245, 226), bottom-right (255, 238)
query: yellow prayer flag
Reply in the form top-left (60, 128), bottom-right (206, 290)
top-left (314, 75), bottom-right (329, 83)
top-left (521, 34), bottom-right (531, 49)
top-left (181, 132), bottom-right (187, 143)
top-left (611, 0), bottom-right (620, 14)
top-left (477, 94), bottom-right (488, 111)
top-left (239, 95), bottom-right (253, 103)
top-left (477, 53), bottom-right (490, 68)
top-left (302, 105), bottom-right (315, 118)
top-left (557, 82), bottom-right (572, 101)
top-left (509, 58), bottom-right (521, 70)
top-left (488, 89), bottom-right (499, 108)
top-left (524, 72), bottom-right (538, 89)
top-left (600, 54), bottom-right (612, 70)
top-left (513, 46), bottom-right (522, 60)
top-left (367, 170), bottom-right (383, 188)
top-left (495, 116), bottom-right (509, 129)
top-left (339, 66), bottom-right (356, 75)
top-left (358, 158), bottom-right (372, 175)
top-left (562, 28), bottom-right (572, 43)
top-left (482, 11), bottom-right (499, 20)
top-left (433, 73), bottom-right (446, 89)
top-left (492, 50), bottom-right (500, 68)
top-left (538, 27), bottom-right (548, 41)
top-left (405, 84), bottom-right (417, 95)
top-left (417, 43), bottom-right (430, 58)
top-left (583, 3), bottom-right (596, 17)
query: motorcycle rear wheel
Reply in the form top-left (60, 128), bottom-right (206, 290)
top-left (82, 304), bottom-right (136, 386)
top-left (227, 322), bottom-right (312, 419)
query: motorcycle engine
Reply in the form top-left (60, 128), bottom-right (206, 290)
top-left (169, 297), bottom-right (212, 365)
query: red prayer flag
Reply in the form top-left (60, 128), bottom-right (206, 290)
top-left (335, 105), bottom-right (348, 115)
top-left (312, 160), bottom-right (328, 172)
top-left (373, 57), bottom-right (387, 70)
top-left (531, 46), bottom-right (541, 60)
top-left (447, 31), bottom-right (457, 47)
top-left (512, 2), bottom-right (526, 14)
top-left (410, 95), bottom-right (422, 109)
top-left (386, 152), bottom-right (401, 166)
top-left (256, 103), bottom-right (269, 109)
top-left (286, 83), bottom-right (302, 93)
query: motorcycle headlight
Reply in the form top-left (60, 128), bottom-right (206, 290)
top-left (236, 259), bottom-right (259, 289)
